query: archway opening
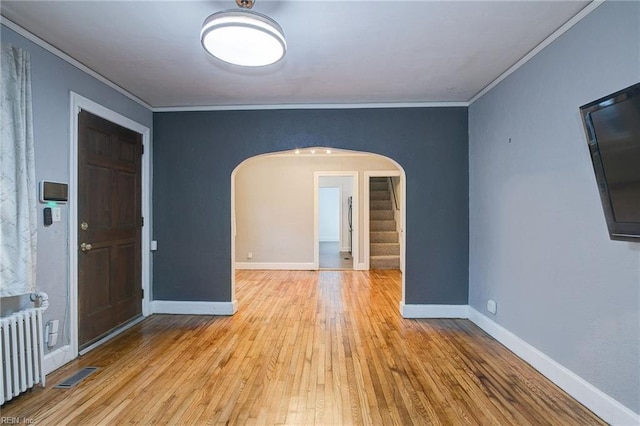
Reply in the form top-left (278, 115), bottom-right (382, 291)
top-left (231, 147), bottom-right (407, 309)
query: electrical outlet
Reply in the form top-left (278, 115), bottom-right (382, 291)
top-left (487, 299), bottom-right (497, 315)
top-left (48, 332), bottom-right (58, 347)
top-left (47, 320), bottom-right (59, 347)
top-left (247, 252), bottom-right (253, 260)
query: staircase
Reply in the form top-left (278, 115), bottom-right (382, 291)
top-left (369, 177), bottom-right (400, 270)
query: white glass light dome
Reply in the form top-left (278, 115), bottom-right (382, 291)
top-left (200, 10), bottom-right (287, 67)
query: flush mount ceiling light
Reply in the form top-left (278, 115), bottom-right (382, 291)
top-left (201, 0), bottom-right (286, 67)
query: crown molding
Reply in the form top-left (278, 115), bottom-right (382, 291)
top-left (469, 0), bottom-right (605, 105)
top-left (1, 16), bottom-right (153, 111)
top-left (152, 101), bottom-right (469, 113)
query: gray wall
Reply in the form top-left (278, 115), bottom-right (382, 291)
top-left (0, 25), bottom-right (152, 352)
top-left (153, 107), bottom-right (468, 304)
top-left (469, 1), bottom-right (640, 413)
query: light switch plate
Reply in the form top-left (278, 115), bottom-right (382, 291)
top-left (52, 207), bottom-right (62, 222)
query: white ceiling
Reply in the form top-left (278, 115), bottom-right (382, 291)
top-left (1, 1), bottom-right (591, 109)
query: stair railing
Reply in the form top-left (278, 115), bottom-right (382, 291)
top-left (388, 177), bottom-right (399, 211)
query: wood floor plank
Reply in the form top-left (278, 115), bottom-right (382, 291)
top-left (1, 270), bottom-right (605, 425)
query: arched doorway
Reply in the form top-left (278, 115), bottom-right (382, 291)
top-left (231, 147), bottom-right (407, 309)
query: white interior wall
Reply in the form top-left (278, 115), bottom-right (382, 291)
top-left (318, 187), bottom-right (340, 242)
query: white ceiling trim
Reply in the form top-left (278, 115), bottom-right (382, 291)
top-left (152, 101), bottom-right (469, 112)
top-left (0, 16), bottom-right (153, 111)
top-left (469, 0), bottom-right (604, 105)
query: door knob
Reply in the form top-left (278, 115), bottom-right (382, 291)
top-left (80, 243), bottom-right (93, 252)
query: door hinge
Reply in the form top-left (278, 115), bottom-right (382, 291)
top-left (141, 217), bottom-right (144, 227)
top-left (141, 288), bottom-right (144, 299)
top-left (141, 144), bottom-right (144, 155)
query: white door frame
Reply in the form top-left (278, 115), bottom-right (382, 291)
top-left (314, 172), bottom-right (358, 270)
top-left (57, 92), bottom-right (151, 368)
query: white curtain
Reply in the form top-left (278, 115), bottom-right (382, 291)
top-left (1, 43), bottom-right (37, 297)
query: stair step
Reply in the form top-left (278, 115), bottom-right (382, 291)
top-left (370, 231), bottom-right (398, 243)
top-left (370, 220), bottom-right (396, 231)
top-left (369, 175), bottom-right (398, 270)
top-left (370, 210), bottom-right (394, 220)
top-left (370, 200), bottom-right (393, 211)
top-left (370, 181), bottom-right (388, 191)
top-left (370, 243), bottom-right (400, 256)
top-left (370, 190), bottom-right (390, 201)
top-left (370, 255), bottom-right (400, 270)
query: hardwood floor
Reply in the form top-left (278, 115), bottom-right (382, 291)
top-left (2, 270), bottom-right (603, 425)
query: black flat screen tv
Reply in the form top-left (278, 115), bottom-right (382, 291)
top-left (580, 82), bottom-right (640, 242)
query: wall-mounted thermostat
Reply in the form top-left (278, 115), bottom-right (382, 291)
top-left (40, 181), bottom-right (68, 203)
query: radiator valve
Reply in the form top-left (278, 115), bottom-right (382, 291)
top-left (30, 292), bottom-right (50, 310)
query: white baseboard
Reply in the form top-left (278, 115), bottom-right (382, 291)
top-left (235, 262), bottom-right (316, 270)
top-left (43, 344), bottom-right (75, 376)
top-left (151, 300), bottom-right (238, 315)
top-left (468, 307), bottom-right (640, 426)
top-left (399, 303), bottom-right (469, 318)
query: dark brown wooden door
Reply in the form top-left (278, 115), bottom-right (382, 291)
top-left (78, 110), bottom-right (142, 349)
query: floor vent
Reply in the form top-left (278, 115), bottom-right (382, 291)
top-left (54, 367), bottom-right (98, 389)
